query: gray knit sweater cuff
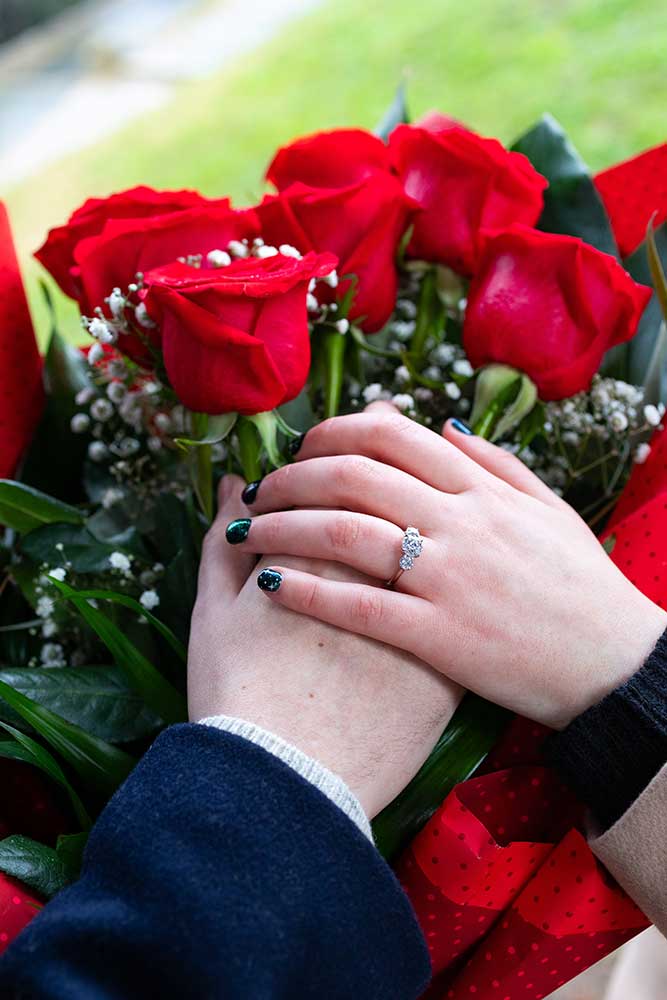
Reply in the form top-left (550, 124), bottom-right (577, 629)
top-left (197, 715), bottom-right (373, 842)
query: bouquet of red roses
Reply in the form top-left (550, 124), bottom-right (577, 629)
top-left (1, 92), bottom-right (667, 996)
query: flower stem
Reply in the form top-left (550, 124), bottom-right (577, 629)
top-left (323, 330), bottom-right (347, 419)
top-left (190, 412), bottom-right (213, 523)
top-left (237, 417), bottom-right (262, 482)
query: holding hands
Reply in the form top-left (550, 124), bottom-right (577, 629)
top-left (228, 403), bottom-right (667, 730)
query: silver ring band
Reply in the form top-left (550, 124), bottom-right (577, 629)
top-left (386, 526), bottom-right (423, 588)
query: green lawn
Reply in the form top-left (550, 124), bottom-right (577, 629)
top-left (7, 0), bottom-right (667, 343)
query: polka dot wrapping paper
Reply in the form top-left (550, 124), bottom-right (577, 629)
top-left (396, 748), bottom-right (649, 999)
top-left (0, 203), bottom-right (43, 479)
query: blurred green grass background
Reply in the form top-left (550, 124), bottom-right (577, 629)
top-left (6, 0), bottom-right (667, 342)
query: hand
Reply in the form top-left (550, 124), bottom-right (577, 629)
top-left (188, 474), bottom-right (461, 818)
top-left (232, 405), bottom-right (667, 730)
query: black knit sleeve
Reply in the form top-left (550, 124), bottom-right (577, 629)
top-left (546, 629), bottom-right (667, 831)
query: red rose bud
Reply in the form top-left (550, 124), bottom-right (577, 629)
top-left (463, 225), bottom-right (652, 401)
top-left (143, 250), bottom-right (337, 415)
top-left (262, 129), bottom-right (418, 332)
top-left (0, 203), bottom-right (43, 478)
top-left (35, 186), bottom-right (225, 303)
top-left (595, 143), bottom-right (667, 258)
top-left (389, 122), bottom-right (547, 276)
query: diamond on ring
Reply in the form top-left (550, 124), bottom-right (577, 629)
top-left (387, 526), bottom-right (423, 587)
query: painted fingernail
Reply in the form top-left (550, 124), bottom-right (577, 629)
top-left (225, 518), bottom-right (251, 544)
top-left (288, 433), bottom-right (306, 456)
top-left (257, 568), bottom-right (282, 592)
top-left (450, 418), bottom-right (473, 436)
top-left (242, 480), bottom-right (261, 505)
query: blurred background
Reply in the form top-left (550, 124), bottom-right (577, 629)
top-left (0, 1), bottom-right (665, 996)
top-left (1, 0), bottom-right (667, 345)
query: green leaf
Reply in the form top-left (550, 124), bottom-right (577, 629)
top-left (602, 222), bottom-right (667, 394)
top-left (22, 523), bottom-right (120, 573)
top-left (0, 667), bottom-right (161, 744)
top-left (56, 831), bottom-right (88, 878)
top-left (0, 481), bottom-right (84, 535)
top-left (0, 722), bottom-right (91, 828)
top-left (277, 391), bottom-right (316, 434)
top-left (0, 835), bottom-right (73, 898)
top-left (470, 365), bottom-right (536, 439)
top-left (66, 589), bottom-right (186, 663)
top-left (0, 677), bottom-right (135, 796)
top-left (246, 411), bottom-right (283, 467)
top-left (373, 696), bottom-right (510, 860)
top-left (50, 578), bottom-right (187, 725)
top-left (374, 80), bottom-right (410, 142)
top-left (19, 329), bottom-right (92, 502)
top-left (647, 219), bottom-right (667, 323)
top-left (174, 412), bottom-right (237, 449)
top-left (511, 114), bottom-right (617, 256)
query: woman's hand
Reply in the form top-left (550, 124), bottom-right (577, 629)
top-left (188, 473), bottom-right (461, 818)
top-left (232, 404), bottom-right (667, 730)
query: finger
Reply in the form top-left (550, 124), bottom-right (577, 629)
top-left (226, 509), bottom-right (432, 592)
top-left (442, 419), bottom-right (565, 509)
top-left (255, 565), bottom-right (434, 657)
top-left (248, 455), bottom-right (446, 532)
top-left (292, 410), bottom-right (480, 494)
top-left (199, 474), bottom-right (256, 598)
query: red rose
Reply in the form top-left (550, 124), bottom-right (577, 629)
top-left (260, 129), bottom-right (417, 332)
top-left (389, 121), bottom-right (547, 275)
top-left (595, 143), bottom-right (667, 258)
top-left (463, 225), bottom-right (651, 400)
top-left (143, 250), bottom-right (337, 414)
top-left (35, 186), bottom-right (221, 302)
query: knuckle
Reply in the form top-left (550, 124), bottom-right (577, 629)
top-left (371, 411), bottom-right (414, 444)
top-left (301, 577), bottom-right (322, 613)
top-left (338, 455), bottom-right (378, 491)
top-left (352, 589), bottom-right (385, 627)
top-left (325, 512), bottom-right (363, 552)
top-left (262, 512), bottom-right (286, 548)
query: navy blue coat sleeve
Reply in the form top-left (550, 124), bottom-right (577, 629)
top-left (0, 724), bottom-right (430, 999)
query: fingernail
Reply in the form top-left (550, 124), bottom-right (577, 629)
top-left (257, 568), bottom-right (282, 592)
top-left (450, 418), bottom-right (473, 436)
top-left (288, 433), bottom-right (306, 456)
top-left (225, 518), bottom-right (251, 544)
top-left (242, 480), bottom-right (261, 505)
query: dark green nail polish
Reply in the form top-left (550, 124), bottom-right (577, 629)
top-left (242, 480), bottom-right (261, 505)
top-left (451, 418), bottom-right (473, 436)
top-left (226, 518), bottom-right (251, 544)
top-left (288, 433), bottom-right (305, 456)
top-left (257, 569), bottom-right (282, 592)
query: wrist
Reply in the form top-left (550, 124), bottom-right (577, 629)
top-left (554, 596), bottom-right (667, 730)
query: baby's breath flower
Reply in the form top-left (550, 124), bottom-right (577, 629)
top-left (391, 393), bottom-right (415, 412)
top-left (394, 365), bottom-right (411, 385)
top-left (36, 596), bottom-right (55, 618)
top-left (91, 398), bottom-right (113, 422)
top-left (41, 643), bottom-right (66, 668)
top-left (135, 303), bottom-right (156, 329)
top-left (207, 249), bottom-right (232, 268)
top-left (88, 317), bottom-right (116, 344)
top-left (644, 404), bottom-right (661, 427)
top-left (75, 387), bottom-right (95, 406)
top-left (109, 551), bottom-right (131, 573)
top-left (634, 442), bottom-right (652, 464)
top-left (139, 590), bottom-right (160, 611)
top-left (278, 244), bottom-right (301, 259)
top-left (610, 411), bottom-right (628, 432)
top-left (49, 567), bottom-right (67, 582)
top-left (362, 383), bottom-right (385, 404)
top-left (444, 382), bottom-right (462, 400)
top-left (70, 413), bottom-right (90, 434)
top-left (255, 245), bottom-right (279, 259)
top-left (227, 240), bottom-right (249, 258)
top-left (88, 441), bottom-right (108, 462)
top-left (334, 319), bottom-right (349, 334)
top-left (453, 358), bottom-right (474, 378)
top-left (88, 342), bottom-right (105, 365)
top-left (107, 382), bottom-right (127, 404)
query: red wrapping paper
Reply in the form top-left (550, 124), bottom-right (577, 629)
top-left (398, 754), bottom-right (649, 999)
top-left (0, 202), bottom-right (43, 479)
